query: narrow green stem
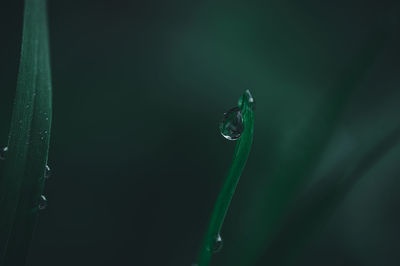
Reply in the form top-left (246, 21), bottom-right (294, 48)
top-left (197, 90), bottom-right (255, 266)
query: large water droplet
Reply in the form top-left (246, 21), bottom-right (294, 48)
top-left (213, 234), bottom-right (223, 253)
top-left (219, 107), bottom-right (244, 140)
top-left (38, 195), bottom-right (48, 210)
top-left (45, 165), bottom-right (51, 179)
top-left (0, 146), bottom-right (8, 160)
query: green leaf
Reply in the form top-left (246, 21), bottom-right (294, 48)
top-left (0, 0), bottom-right (52, 265)
top-left (196, 90), bottom-right (255, 266)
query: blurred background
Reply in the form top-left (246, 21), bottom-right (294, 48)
top-left (1, 0), bottom-right (400, 265)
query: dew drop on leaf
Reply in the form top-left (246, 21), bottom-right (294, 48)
top-left (219, 107), bottom-right (244, 140)
top-left (38, 195), bottom-right (48, 210)
top-left (238, 89), bottom-right (255, 110)
top-left (45, 165), bottom-right (51, 179)
top-left (0, 146), bottom-right (8, 160)
top-left (212, 233), bottom-right (223, 253)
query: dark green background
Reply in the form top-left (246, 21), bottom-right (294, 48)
top-left (1, 0), bottom-right (400, 265)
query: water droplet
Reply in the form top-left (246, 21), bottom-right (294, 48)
top-left (213, 234), bottom-right (223, 253)
top-left (219, 107), bottom-right (244, 140)
top-left (38, 195), bottom-right (48, 210)
top-left (0, 146), bottom-right (8, 160)
top-left (45, 165), bottom-right (51, 179)
top-left (238, 89), bottom-right (255, 110)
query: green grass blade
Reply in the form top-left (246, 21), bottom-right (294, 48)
top-left (196, 90), bottom-right (255, 266)
top-left (0, 0), bottom-right (52, 265)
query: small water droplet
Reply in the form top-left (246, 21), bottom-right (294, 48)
top-left (238, 89), bottom-right (255, 110)
top-left (38, 195), bottom-right (48, 210)
top-left (219, 107), bottom-right (244, 140)
top-left (45, 165), bottom-right (51, 179)
top-left (213, 234), bottom-right (223, 253)
top-left (0, 146), bottom-right (8, 160)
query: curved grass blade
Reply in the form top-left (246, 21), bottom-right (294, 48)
top-left (196, 90), bottom-right (255, 266)
top-left (0, 0), bottom-right (52, 265)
